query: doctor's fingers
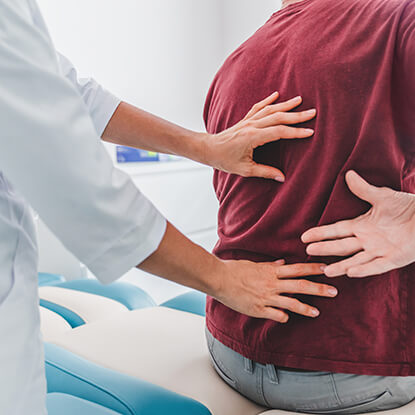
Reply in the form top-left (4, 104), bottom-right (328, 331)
top-left (261, 307), bottom-right (289, 323)
top-left (254, 125), bottom-right (315, 147)
top-left (301, 219), bottom-right (355, 244)
top-left (270, 296), bottom-right (320, 318)
top-left (254, 108), bottom-right (316, 129)
top-left (248, 95), bottom-right (303, 120)
top-left (245, 91), bottom-right (280, 118)
top-left (276, 279), bottom-right (338, 298)
top-left (276, 263), bottom-right (326, 279)
top-left (324, 251), bottom-right (376, 278)
top-left (306, 237), bottom-right (362, 257)
top-left (246, 163), bottom-right (286, 182)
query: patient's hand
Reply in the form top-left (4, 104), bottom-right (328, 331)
top-left (206, 92), bottom-right (316, 182)
top-left (217, 259), bottom-right (337, 323)
top-left (302, 171), bottom-right (415, 278)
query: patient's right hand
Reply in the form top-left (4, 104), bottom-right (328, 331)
top-left (214, 259), bottom-right (338, 323)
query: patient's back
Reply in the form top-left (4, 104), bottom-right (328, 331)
top-left (204, 0), bottom-right (415, 376)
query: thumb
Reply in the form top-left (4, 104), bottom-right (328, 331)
top-left (249, 163), bottom-right (286, 183)
top-left (345, 170), bottom-right (383, 204)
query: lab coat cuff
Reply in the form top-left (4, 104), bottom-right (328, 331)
top-left (92, 89), bottom-right (121, 137)
top-left (86, 212), bottom-right (167, 284)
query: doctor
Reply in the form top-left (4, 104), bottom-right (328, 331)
top-left (0, 1), bottom-right (338, 413)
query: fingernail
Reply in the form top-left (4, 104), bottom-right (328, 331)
top-left (328, 288), bottom-right (338, 296)
top-left (275, 175), bottom-right (285, 183)
top-left (295, 96), bottom-right (302, 101)
top-left (306, 109), bottom-right (316, 115)
top-left (306, 129), bottom-right (315, 134)
top-left (311, 309), bottom-right (320, 317)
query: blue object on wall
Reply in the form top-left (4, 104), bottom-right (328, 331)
top-left (116, 147), bottom-right (160, 163)
top-left (45, 343), bottom-right (212, 415)
top-left (40, 299), bottom-right (85, 328)
top-left (161, 291), bottom-right (206, 317)
top-left (56, 280), bottom-right (156, 310)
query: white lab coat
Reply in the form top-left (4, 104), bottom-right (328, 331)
top-left (0, 0), bottom-right (167, 413)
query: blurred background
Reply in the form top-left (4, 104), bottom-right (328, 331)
top-left (36, 0), bottom-right (282, 302)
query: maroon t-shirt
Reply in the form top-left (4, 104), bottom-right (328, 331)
top-left (204, 0), bottom-right (415, 376)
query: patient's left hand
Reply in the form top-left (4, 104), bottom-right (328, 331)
top-left (205, 92), bottom-right (316, 182)
top-left (302, 171), bottom-right (415, 278)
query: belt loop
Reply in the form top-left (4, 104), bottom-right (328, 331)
top-left (244, 357), bottom-right (254, 374)
top-left (266, 364), bottom-right (279, 385)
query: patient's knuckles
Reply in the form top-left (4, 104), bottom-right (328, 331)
top-left (271, 111), bottom-right (284, 122)
top-left (242, 120), bottom-right (255, 129)
top-left (262, 105), bottom-right (275, 117)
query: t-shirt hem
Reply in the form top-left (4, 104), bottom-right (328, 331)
top-left (206, 317), bottom-right (412, 377)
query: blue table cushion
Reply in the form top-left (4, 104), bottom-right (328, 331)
top-left (45, 343), bottom-right (212, 415)
top-left (47, 393), bottom-right (121, 414)
top-left (161, 291), bottom-right (206, 317)
top-left (38, 272), bottom-right (66, 287)
top-left (55, 280), bottom-right (156, 310)
top-left (40, 299), bottom-right (85, 328)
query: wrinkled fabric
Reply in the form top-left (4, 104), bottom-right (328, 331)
top-left (204, 0), bottom-right (415, 376)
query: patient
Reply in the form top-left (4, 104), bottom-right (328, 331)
top-left (204, 0), bottom-right (415, 413)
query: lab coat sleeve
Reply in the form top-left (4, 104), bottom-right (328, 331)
top-left (0, 0), bottom-right (167, 283)
top-left (57, 52), bottom-right (121, 136)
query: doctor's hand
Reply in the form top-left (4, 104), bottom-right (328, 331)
top-left (205, 92), bottom-right (316, 182)
top-left (302, 171), bottom-right (415, 278)
top-left (139, 222), bottom-right (337, 324)
top-left (217, 259), bottom-right (337, 323)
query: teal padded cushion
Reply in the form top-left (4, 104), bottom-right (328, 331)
top-left (45, 343), bottom-right (212, 415)
top-left (40, 299), bottom-right (85, 328)
top-left (38, 272), bottom-right (66, 287)
top-left (55, 280), bottom-right (156, 310)
top-left (47, 393), bottom-right (120, 414)
top-left (161, 291), bottom-right (206, 317)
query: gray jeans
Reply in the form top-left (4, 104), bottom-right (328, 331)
top-left (206, 329), bottom-right (415, 414)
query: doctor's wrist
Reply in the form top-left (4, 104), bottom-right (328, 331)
top-left (187, 131), bottom-right (213, 167)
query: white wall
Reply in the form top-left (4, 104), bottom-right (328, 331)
top-left (221, 0), bottom-right (281, 56)
top-left (37, 0), bottom-right (224, 130)
top-left (37, 0), bottom-right (281, 130)
top-left (36, 0), bottom-right (282, 301)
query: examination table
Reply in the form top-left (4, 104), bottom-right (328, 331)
top-left (38, 273), bottom-right (415, 415)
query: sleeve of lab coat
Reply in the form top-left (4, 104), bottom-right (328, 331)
top-left (57, 52), bottom-right (121, 136)
top-left (0, 0), bottom-right (167, 283)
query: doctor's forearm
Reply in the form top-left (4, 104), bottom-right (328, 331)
top-left (102, 102), bottom-right (210, 164)
top-left (102, 95), bottom-right (319, 181)
top-left (138, 221), bottom-right (222, 297)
